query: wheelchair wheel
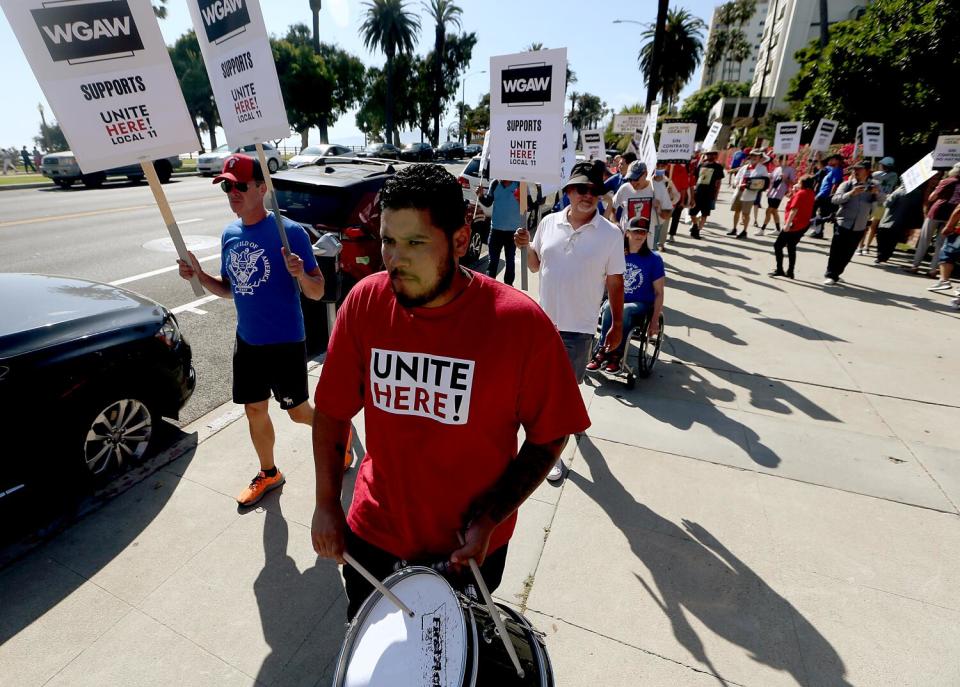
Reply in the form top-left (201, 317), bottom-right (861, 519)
top-left (638, 314), bottom-right (664, 378)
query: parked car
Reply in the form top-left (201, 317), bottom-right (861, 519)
top-left (0, 273), bottom-right (195, 526)
top-left (272, 159), bottom-right (486, 352)
top-left (400, 142), bottom-right (435, 162)
top-left (458, 154), bottom-right (492, 219)
top-left (436, 140), bottom-right (465, 160)
top-left (198, 142), bottom-right (284, 176)
top-left (40, 152), bottom-right (181, 189)
top-left (463, 143), bottom-right (482, 157)
top-left (287, 144), bottom-right (353, 168)
top-left (356, 143), bottom-right (400, 160)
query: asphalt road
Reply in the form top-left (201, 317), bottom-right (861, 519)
top-left (0, 161), bottom-right (471, 431)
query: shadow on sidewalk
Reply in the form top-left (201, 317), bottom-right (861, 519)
top-left (754, 317), bottom-right (847, 342)
top-left (568, 437), bottom-right (853, 687)
top-left (787, 277), bottom-right (958, 314)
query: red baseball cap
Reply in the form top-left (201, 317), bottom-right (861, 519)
top-left (213, 154), bottom-right (263, 184)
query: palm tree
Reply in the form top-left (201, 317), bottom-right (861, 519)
top-left (638, 8), bottom-right (706, 111)
top-left (526, 42), bottom-right (577, 89)
top-left (310, 0), bottom-right (323, 52)
top-left (152, 1), bottom-right (167, 18)
top-left (423, 0), bottom-right (461, 147)
top-left (360, 0), bottom-right (420, 145)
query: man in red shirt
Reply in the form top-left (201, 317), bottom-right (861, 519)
top-left (666, 159), bottom-right (692, 243)
top-left (770, 175), bottom-right (816, 279)
top-left (310, 164), bottom-right (591, 618)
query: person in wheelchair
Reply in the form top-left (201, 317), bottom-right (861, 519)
top-left (587, 216), bottom-right (664, 373)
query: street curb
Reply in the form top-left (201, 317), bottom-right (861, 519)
top-left (0, 170), bottom-right (200, 192)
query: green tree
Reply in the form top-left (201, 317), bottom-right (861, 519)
top-left (679, 81), bottom-right (750, 134)
top-left (356, 54), bottom-right (420, 141)
top-left (638, 8), bottom-right (706, 111)
top-left (569, 92), bottom-right (607, 132)
top-left (273, 25), bottom-right (366, 147)
top-left (526, 42), bottom-right (577, 88)
top-left (605, 103), bottom-right (645, 151)
top-left (168, 31), bottom-right (219, 151)
top-left (703, 0), bottom-right (756, 83)
top-left (34, 121), bottom-right (68, 152)
top-left (463, 93), bottom-right (490, 141)
top-left (360, 0), bottom-right (421, 145)
top-left (786, 0), bottom-right (960, 161)
top-left (423, 0), bottom-right (462, 146)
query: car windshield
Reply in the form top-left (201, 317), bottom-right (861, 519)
top-left (464, 158), bottom-right (480, 176)
top-left (213, 144), bottom-right (230, 152)
top-left (365, 145), bottom-right (383, 152)
top-left (274, 182), bottom-right (352, 226)
top-left (300, 146), bottom-right (324, 155)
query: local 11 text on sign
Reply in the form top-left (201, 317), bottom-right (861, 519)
top-left (0, 0), bottom-right (199, 172)
top-left (186, 0), bottom-right (290, 146)
top-left (488, 48), bottom-right (566, 186)
top-left (656, 120), bottom-right (697, 162)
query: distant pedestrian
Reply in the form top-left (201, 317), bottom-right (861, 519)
top-left (810, 154), bottom-right (845, 238)
top-left (822, 162), bottom-right (883, 286)
top-left (1, 148), bottom-right (16, 174)
top-left (859, 156), bottom-right (898, 255)
top-left (727, 145), bottom-right (748, 187)
top-left (476, 178), bottom-right (535, 286)
top-left (874, 181), bottom-right (924, 264)
top-left (652, 163), bottom-right (680, 250)
top-left (760, 155), bottom-right (796, 234)
top-left (907, 163), bottom-right (960, 275)
top-left (927, 204), bottom-right (960, 308)
top-left (20, 146), bottom-right (36, 172)
top-left (32, 147), bottom-right (42, 169)
top-left (666, 158), bottom-right (692, 243)
top-left (727, 150), bottom-right (769, 239)
top-left (687, 147), bottom-right (725, 239)
top-left (769, 175), bottom-right (815, 279)
top-left (608, 161), bottom-right (673, 245)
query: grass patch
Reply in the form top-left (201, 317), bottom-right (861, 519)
top-left (0, 174), bottom-right (49, 186)
top-left (516, 573), bottom-right (536, 612)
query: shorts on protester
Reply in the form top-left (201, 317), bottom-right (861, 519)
top-left (939, 233), bottom-right (960, 265)
top-left (767, 197), bottom-right (782, 210)
top-left (730, 191), bottom-right (744, 213)
top-left (689, 189), bottom-right (715, 217)
top-left (232, 335), bottom-right (308, 409)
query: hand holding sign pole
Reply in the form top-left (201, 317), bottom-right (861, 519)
top-left (489, 48), bottom-right (566, 291)
top-left (1, 0), bottom-right (202, 296)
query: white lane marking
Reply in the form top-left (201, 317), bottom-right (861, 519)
top-left (110, 253), bottom-right (219, 286)
top-left (171, 294), bottom-right (219, 315)
top-left (178, 218), bottom-right (204, 225)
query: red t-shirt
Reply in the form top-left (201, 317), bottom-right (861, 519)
top-left (668, 163), bottom-right (690, 195)
top-left (784, 188), bottom-right (815, 231)
top-left (314, 271), bottom-right (591, 561)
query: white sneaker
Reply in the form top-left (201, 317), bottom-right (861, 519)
top-left (857, 248), bottom-right (866, 256)
top-left (928, 281), bottom-right (953, 292)
top-left (951, 297), bottom-right (960, 310)
top-left (546, 460), bottom-right (565, 482)
top-left (822, 278), bottom-right (838, 286)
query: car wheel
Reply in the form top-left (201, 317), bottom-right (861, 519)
top-left (80, 395), bottom-right (155, 477)
top-left (55, 179), bottom-right (74, 189)
top-left (81, 173), bottom-right (105, 188)
top-left (155, 160), bottom-right (173, 183)
top-left (267, 158), bottom-right (279, 173)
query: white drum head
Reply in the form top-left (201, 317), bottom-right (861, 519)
top-left (342, 568), bottom-right (468, 687)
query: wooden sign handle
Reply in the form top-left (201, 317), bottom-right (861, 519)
top-left (254, 143), bottom-right (300, 294)
top-left (141, 161), bottom-right (204, 297)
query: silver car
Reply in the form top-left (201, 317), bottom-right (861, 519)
top-left (197, 143), bottom-right (284, 176)
top-left (40, 152), bottom-right (181, 189)
top-left (287, 144), bottom-right (353, 168)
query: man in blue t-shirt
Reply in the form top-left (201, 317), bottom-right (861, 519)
top-left (477, 179), bottom-right (529, 286)
top-left (810, 154), bottom-right (845, 238)
top-left (178, 154), bottom-right (325, 506)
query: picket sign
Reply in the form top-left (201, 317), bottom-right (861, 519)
top-left (702, 121), bottom-right (723, 151)
top-left (773, 121), bottom-right (803, 155)
top-left (0, 0), bottom-right (203, 295)
top-left (810, 118), bottom-right (838, 152)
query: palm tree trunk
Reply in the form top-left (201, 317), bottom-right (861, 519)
top-left (385, 53), bottom-right (395, 145)
top-left (433, 28), bottom-right (443, 147)
top-left (318, 120), bottom-right (329, 144)
top-left (300, 128), bottom-right (309, 150)
top-left (819, 0), bottom-right (829, 47)
top-left (646, 0), bottom-right (669, 110)
top-left (312, 9), bottom-right (320, 52)
top-left (202, 114), bottom-right (218, 150)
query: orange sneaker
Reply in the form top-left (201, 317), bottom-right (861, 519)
top-left (237, 470), bottom-right (284, 507)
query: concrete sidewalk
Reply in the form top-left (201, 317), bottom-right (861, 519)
top-left (2, 187), bottom-right (959, 686)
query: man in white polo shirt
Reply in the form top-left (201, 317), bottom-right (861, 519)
top-left (515, 160), bottom-right (625, 482)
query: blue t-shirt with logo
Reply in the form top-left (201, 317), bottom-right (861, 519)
top-left (220, 212), bottom-right (318, 345)
top-left (623, 251), bottom-right (665, 305)
top-left (818, 166), bottom-right (845, 199)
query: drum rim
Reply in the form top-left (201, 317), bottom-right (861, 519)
top-left (332, 565), bottom-right (469, 686)
top-left (496, 603), bottom-right (554, 686)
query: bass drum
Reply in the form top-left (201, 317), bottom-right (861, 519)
top-left (332, 566), bottom-right (553, 686)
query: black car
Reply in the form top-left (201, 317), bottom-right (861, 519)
top-left (463, 144), bottom-right (483, 157)
top-left (356, 143), bottom-right (400, 160)
top-left (400, 142), bottom-right (435, 161)
top-left (0, 274), bottom-right (195, 522)
top-left (272, 159), bottom-right (486, 352)
top-left (436, 140), bottom-right (465, 160)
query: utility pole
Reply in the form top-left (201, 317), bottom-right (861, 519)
top-left (646, 0), bottom-right (670, 111)
top-left (818, 0), bottom-right (829, 48)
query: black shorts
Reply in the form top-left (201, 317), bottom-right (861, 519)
top-left (767, 197), bottom-right (782, 209)
top-left (689, 189), bottom-right (714, 217)
top-left (232, 335), bottom-right (308, 409)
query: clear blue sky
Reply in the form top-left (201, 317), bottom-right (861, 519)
top-left (0, 0), bottom-right (720, 150)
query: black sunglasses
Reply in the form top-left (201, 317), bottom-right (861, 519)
top-left (220, 180), bottom-right (253, 193)
top-left (571, 184), bottom-right (600, 196)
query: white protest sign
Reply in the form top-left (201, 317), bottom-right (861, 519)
top-left (582, 129), bottom-right (604, 160)
top-left (614, 114), bottom-right (644, 134)
top-left (901, 153), bottom-right (936, 194)
top-left (0, 0), bottom-right (199, 172)
top-left (657, 120), bottom-right (697, 161)
top-left (478, 129), bottom-right (491, 178)
top-left (186, 0), bottom-right (290, 146)
top-left (810, 118), bottom-right (838, 152)
top-left (489, 47), bottom-right (566, 186)
top-left (862, 122), bottom-right (884, 158)
top-left (933, 135), bottom-right (960, 169)
top-left (540, 120), bottom-right (574, 199)
top-left (702, 121), bottom-right (722, 150)
top-left (643, 133), bottom-right (658, 176)
top-left (773, 121), bottom-right (802, 155)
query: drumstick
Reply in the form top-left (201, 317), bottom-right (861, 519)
top-left (343, 552), bottom-right (415, 618)
top-left (458, 535), bottom-right (525, 678)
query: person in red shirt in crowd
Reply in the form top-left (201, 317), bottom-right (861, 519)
top-left (309, 164), bottom-right (591, 619)
top-left (666, 158), bottom-right (693, 243)
top-left (770, 175), bottom-right (816, 279)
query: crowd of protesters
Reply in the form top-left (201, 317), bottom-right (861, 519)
top-left (1, 145), bottom-right (42, 174)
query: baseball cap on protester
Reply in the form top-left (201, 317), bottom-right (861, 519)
top-left (213, 154), bottom-right (264, 185)
top-left (563, 160), bottom-right (605, 193)
top-left (879, 156), bottom-right (895, 167)
top-left (623, 160), bottom-right (648, 181)
top-left (627, 216), bottom-right (649, 232)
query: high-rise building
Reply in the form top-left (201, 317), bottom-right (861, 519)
top-left (699, 0), bottom-right (771, 89)
top-left (750, 0), bottom-right (871, 109)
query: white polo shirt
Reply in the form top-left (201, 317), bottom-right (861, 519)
top-left (531, 207), bottom-right (626, 334)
